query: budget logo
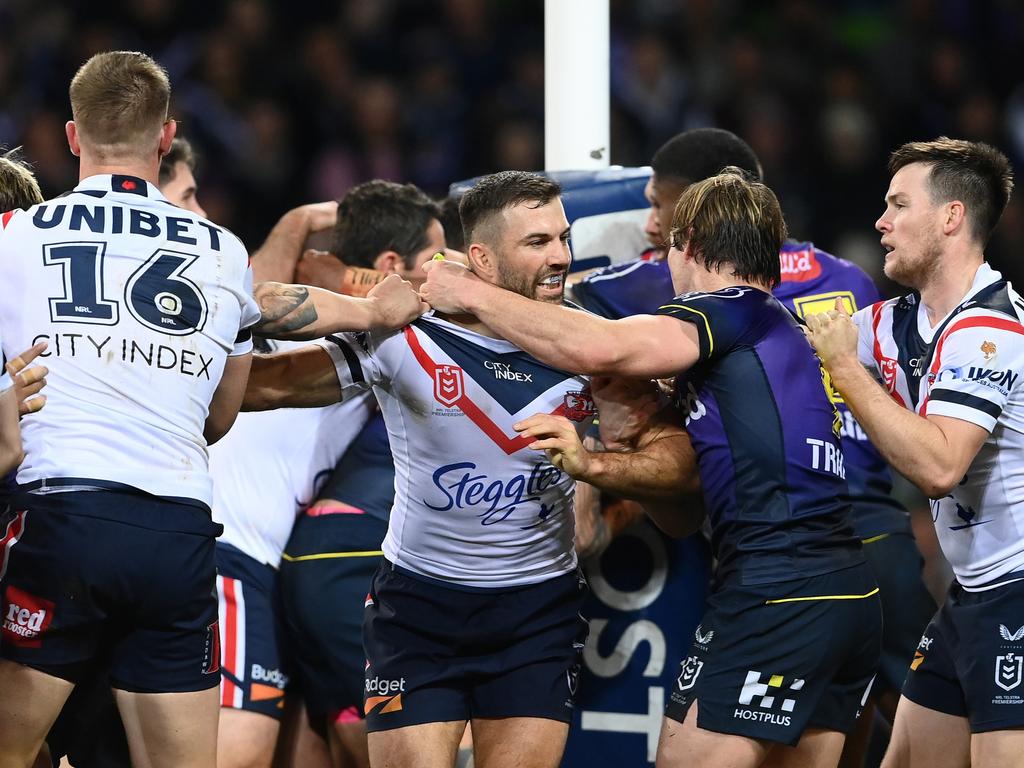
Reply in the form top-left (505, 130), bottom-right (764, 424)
top-left (996, 653), bottom-right (1024, 692)
top-left (2, 585), bottom-right (55, 648)
top-left (563, 389), bottom-right (596, 422)
top-left (365, 676), bottom-right (406, 714)
top-left (433, 364), bottom-right (464, 407)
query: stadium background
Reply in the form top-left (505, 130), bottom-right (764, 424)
top-left (2, 0), bottom-right (1024, 292)
top-left (2, 1), bottom-right (1019, 763)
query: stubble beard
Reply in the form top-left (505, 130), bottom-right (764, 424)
top-left (496, 259), bottom-right (564, 304)
top-left (883, 232), bottom-right (943, 290)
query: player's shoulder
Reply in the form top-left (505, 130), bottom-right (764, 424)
top-left (660, 285), bottom-right (766, 309)
top-left (580, 256), bottom-right (667, 283)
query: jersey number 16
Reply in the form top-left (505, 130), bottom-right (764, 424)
top-left (44, 242), bottom-right (208, 336)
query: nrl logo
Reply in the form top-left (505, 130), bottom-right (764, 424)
top-left (433, 364), bottom-right (464, 407)
top-left (981, 340), bottom-right (997, 361)
top-left (1000, 624), bottom-right (1024, 642)
top-left (996, 653), bottom-right (1024, 692)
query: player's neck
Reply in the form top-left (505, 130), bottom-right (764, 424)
top-left (78, 156), bottom-right (160, 186)
top-left (691, 268), bottom-right (771, 295)
top-left (918, 252), bottom-right (985, 327)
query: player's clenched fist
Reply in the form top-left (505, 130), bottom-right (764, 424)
top-left (420, 258), bottom-right (481, 314)
top-left (804, 298), bottom-right (859, 373)
top-left (367, 273), bottom-right (429, 329)
top-left (6, 341), bottom-right (49, 415)
top-left (514, 413), bottom-right (592, 477)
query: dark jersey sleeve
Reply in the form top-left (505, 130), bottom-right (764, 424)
top-left (655, 290), bottom-right (750, 363)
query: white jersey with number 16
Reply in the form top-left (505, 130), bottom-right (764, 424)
top-left (0, 174), bottom-right (261, 507)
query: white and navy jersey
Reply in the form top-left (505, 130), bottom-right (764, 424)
top-left (211, 339), bottom-right (374, 568)
top-left (854, 263), bottom-right (1024, 588)
top-left (0, 174), bottom-right (261, 508)
top-left (317, 314), bottom-right (595, 589)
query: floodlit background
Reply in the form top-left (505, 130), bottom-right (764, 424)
top-left (2, 0), bottom-right (1022, 285)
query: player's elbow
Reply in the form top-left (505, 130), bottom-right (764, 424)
top-left (204, 411), bottom-right (237, 445)
top-left (920, 468), bottom-right (962, 500)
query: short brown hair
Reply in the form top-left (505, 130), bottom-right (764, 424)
top-left (888, 137), bottom-right (1014, 245)
top-left (0, 148), bottom-right (44, 211)
top-left (332, 180), bottom-right (440, 270)
top-left (459, 171), bottom-right (561, 246)
top-left (70, 51), bottom-right (171, 156)
top-left (159, 137), bottom-right (197, 186)
top-left (669, 167), bottom-right (786, 288)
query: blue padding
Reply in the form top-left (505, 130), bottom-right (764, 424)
top-left (449, 167), bottom-right (652, 225)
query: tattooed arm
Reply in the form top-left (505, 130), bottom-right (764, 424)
top-left (253, 275), bottom-right (428, 340)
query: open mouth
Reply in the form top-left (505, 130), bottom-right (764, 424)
top-left (538, 273), bottom-right (565, 289)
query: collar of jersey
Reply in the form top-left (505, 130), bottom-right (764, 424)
top-left (417, 312), bottom-right (529, 353)
top-left (916, 262), bottom-right (1003, 342)
top-left (74, 174), bottom-right (168, 202)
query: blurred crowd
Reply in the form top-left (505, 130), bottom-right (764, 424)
top-left (2, 0), bottom-right (1024, 287)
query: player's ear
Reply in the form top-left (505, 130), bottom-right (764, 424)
top-left (466, 242), bottom-right (495, 279)
top-left (943, 200), bottom-right (966, 236)
top-left (373, 251), bottom-right (402, 274)
top-left (66, 121), bottom-right (81, 157)
top-left (158, 119), bottom-right (176, 158)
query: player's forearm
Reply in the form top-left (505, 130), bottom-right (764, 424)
top-left (461, 281), bottom-right (631, 375)
top-left (576, 433), bottom-right (699, 502)
top-left (251, 206), bottom-right (317, 283)
top-left (0, 389), bottom-right (24, 475)
top-left (242, 349), bottom-right (342, 410)
top-left (829, 358), bottom-right (965, 497)
top-left (253, 283), bottom-right (381, 340)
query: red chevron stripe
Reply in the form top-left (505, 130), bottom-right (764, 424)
top-left (403, 326), bottom-right (566, 455)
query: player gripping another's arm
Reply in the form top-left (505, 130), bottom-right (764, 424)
top-left (516, 403), bottom-right (706, 539)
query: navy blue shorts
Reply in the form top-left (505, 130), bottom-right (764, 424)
top-left (665, 563), bottom-right (881, 747)
top-left (903, 576), bottom-right (1024, 732)
top-left (216, 542), bottom-right (289, 719)
top-left (0, 490), bottom-right (221, 692)
top-left (279, 511), bottom-right (387, 726)
top-left (861, 532), bottom-right (935, 696)
top-left (363, 562), bottom-right (589, 732)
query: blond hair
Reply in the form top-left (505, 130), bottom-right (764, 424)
top-left (0, 148), bottom-right (44, 210)
top-left (69, 51), bottom-right (170, 158)
top-left (669, 167), bottom-right (786, 288)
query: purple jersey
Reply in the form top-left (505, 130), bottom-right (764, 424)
top-left (657, 287), bottom-right (862, 586)
top-left (573, 242), bottom-right (908, 538)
